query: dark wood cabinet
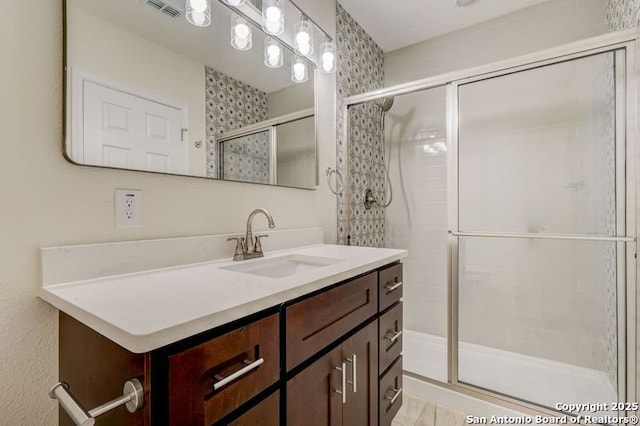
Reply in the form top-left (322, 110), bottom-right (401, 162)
top-left (286, 320), bottom-right (378, 426)
top-left (58, 262), bottom-right (403, 426)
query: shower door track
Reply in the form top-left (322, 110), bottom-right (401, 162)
top-left (342, 28), bottom-right (640, 417)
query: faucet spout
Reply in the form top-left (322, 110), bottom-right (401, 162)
top-left (245, 208), bottom-right (276, 253)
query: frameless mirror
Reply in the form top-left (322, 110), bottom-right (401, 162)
top-left (64, 0), bottom-right (318, 189)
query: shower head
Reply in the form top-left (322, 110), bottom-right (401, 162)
top-left (374, 97), bottom-right (395, 113)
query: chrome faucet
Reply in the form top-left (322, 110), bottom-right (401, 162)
top-left (227, 208), bottom-right (276, 261)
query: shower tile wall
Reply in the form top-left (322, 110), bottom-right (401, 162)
top-left (606, 0), bottom-right (640, 404)
top-left (383, 0), bottom-right (608, 373)
top-left (205, 67), bottom-right (269, 183)
top-left (336, 3), bottom-right (385, 247)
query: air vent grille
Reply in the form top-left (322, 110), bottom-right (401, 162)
top-left (145, 0), bottom-right (182, 19)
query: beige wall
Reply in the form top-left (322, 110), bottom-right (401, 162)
top-left (68, 5), bottom-right (207, 176)
top-left (0, 0), bottom-right (335, 423)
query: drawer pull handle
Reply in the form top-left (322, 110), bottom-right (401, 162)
top-left (385, 281), bottom-right (403, 293)
top-left (385, 387), bottom-right (402, 406)
top-left (346, 354), bottom-right (357, 393)
top-left (385, 330), bottom-right (403, 344)
top-left (213, 358), bottom-right (264, 391)
top-left (334, 362), bottom-right (347, 404)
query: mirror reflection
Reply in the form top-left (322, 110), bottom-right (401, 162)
top-left (65, 0), bottom-right (317, 189)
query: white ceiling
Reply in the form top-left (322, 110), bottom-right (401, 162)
top-left (338, 0), bottom-right (552, 52)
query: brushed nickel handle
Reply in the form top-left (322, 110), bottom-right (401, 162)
top-left (385, 330), bottom-right (403, 344)
top-left (385, 281), bottom-right (403, 293)
top-left (385, 387), bottom-right (402, 405)
top-left (346, 354), bottom-right (357, 393)
top-left (334, 362), bottom-right (347, 404)
top-left (213, 358), bottom-right (264, 391)
top-left (49, 378), bottom-right (144, 426)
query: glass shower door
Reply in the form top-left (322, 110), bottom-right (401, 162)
top-left (453, 50), bottom-right (628, 412)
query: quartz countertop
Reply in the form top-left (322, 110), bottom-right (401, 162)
top-left (39, 244), bottom-right (407, 353)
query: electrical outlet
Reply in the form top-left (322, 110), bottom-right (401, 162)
top-left (115, 189), bottom-right (142, 228)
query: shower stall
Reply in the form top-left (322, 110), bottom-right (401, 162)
top-left (342, 30), bottom-right (638, 414)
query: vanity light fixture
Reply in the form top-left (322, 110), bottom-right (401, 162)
top-left (223, 0), bottom-right (247, 6)
top-left (265, 37), bottom-right (284, 68)
top-left (185, 0), bottom-right (211, 27)
top-left (319, 38), bottom-right (336, 73)
top-left (262, 0), bottom-right (285, 35)
top-left (294, 15), bottom-right (314, 56)
top-left (291, 55), bottom-right (308, 83)
top-left (231, 13), bottom-right (252, 50)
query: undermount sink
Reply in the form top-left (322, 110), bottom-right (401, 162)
top-left (221, 254), bottom-right (343, 278)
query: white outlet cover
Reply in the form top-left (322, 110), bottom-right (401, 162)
top-left (115, 189), bottom-right (142, 228)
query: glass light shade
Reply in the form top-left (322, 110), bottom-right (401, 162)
top-left (294, 17), bottom-right (314, 56)
top-left (186, 0), bottom-right (211, 27)
top-left (264, 37), bottom-right (283, 68)
top-left (261, 0), bottom-right (284, 35)
top-left (224, 0), bottom-right (247, 6)
top-left (319, 40), bottom-right (336, 73)
top-left (231, 14), bottom-right (252, 51)
top-left (291, 55), bottom-right (308, 83)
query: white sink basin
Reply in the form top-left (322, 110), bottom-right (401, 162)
top-left (221, 254), bottom-right (343, 278)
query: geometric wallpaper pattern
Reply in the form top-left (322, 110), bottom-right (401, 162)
top-left (335, 2), bottom-right (386, 247)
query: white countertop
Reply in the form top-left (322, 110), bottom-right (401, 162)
top-left (39, 244), bottom-right (407, 353)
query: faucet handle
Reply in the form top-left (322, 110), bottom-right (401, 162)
top-left (227, 237), bottom-right (245, 258)
top-left (254, 234), bottom-right (269, 253)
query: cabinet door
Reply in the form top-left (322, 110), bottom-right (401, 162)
top-left (227, 391), bottom-right (279, 426)
top-left (342, 321), bottom-right (378, 426)
top-left (287, 346), bottom-right (344, 426)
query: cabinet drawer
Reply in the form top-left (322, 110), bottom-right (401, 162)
top-left (379, 302), bottom-right (403, 375)
top-left (286, 272), bottom-right (378, 371)
top-left (379, 263), bottom-right (403, 311)
top-left (227, 391), bottom-right (279, 426)
top-left (379, 356), bottom-right (403, 426)
top-left (168, 314), bottom-right (279, 425)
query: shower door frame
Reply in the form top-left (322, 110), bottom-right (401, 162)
top-left (342, 28), bottom-right (639, 415)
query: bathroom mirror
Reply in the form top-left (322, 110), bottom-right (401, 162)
top-left (64, 0), bottom-right (318, 189)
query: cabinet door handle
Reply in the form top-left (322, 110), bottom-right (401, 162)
top-left (346, 354), bottom-right (357, 393)
top-left (385, 330), bottom-right (403, 344)
top-left (334, 362), bottom-right (347, 404)
top-left (385, 387), bottom-right (402, 406)
top-left (385, 281), bottom-right (403, 293)
top-left (213, 358), bottom-right (264, 391)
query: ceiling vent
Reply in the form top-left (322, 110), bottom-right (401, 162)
top-left (145, 0), bottom-right (182, 19)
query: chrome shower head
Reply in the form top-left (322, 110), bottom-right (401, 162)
top-left (374, 97), bottom-right (395, 113)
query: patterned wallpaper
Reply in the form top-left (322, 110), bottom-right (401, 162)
top-left (605, 0), bottom-right (640, 30)
top-left (336, 3), bottom-right (386, 247)
top-left (205, 67), bottom-right (270, 183)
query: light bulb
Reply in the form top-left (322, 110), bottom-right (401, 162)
top-left (189, 0), bottom-right (207, 12)
top-left (291, 56), bottom-right (307, 83)
top-left (231, 14), bottom-right (252, 50)
top-left (235, 23), bottom-right (249, 38)
top-left (294, 16), bottom-right (314, 56)
top-left (296, 32), bottom-right (310, 45)
top-left (321, 51), bottom-right (335, 72)
top-left (265, 6), bottom-right (281, 21)
top-left (262, 0), bottom-right (284, 35)
top-left (264, 37), bottom-right (283, 68)
top-left (294, 63), bottom-right (305, 80)
top-left (319, 40), bottom-right (336, 73)
top-left (186, 0), bottom-right (210, 27)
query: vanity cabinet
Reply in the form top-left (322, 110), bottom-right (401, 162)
top-left (58, 262), bottom-right (403, 426)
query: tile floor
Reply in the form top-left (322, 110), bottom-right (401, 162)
top-left (392, 392), bottom-right (468, 426)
